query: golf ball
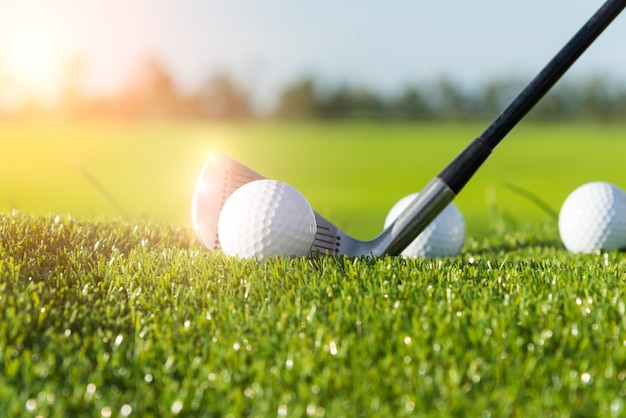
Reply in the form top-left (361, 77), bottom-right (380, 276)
top-left (218, 179), bottom-right (316, 259)
top-left (384, 193), bottom-right (465, 258)
top-left (558, 181), bottom-right (626, 254)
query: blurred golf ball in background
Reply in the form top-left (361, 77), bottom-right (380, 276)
top-left (558, 181), bottom-right (626, 254)
top-left (218, 179), bottom-right (316, 260)
top-left (384, 193), bottom-right (465, 258)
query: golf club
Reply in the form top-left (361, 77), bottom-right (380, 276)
top-left (192, 0), bottom-right (626, 257)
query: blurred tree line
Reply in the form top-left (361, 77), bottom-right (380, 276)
top-left (1, 57), bottom-right (625, 121)
top-left (276, 76), bottom-right (626, 121)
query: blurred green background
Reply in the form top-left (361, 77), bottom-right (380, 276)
top-left (2, 120), bottom-right (625, 238)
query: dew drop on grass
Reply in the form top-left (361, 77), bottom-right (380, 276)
top-left (329, 341), bottom-right (338, 356)
top-left (37, 391), bottom-right (55, 405)
top-left (120, 404), bottom-right (132, 416)
top-left (25, 399), bottom-right (36, 411)
top-left (404, 336), bottom-right (412, 345)
top-left (278, 404), bottom-right (288, 417)
top-left (115, 335), bottom-right (124, 346)
top-left (101, 406), bottom-right (112, 417)
top-left (164, 356), bottom-right (174, 370)
top-left (581, 372), bottom-right (591, 384)
top-left (184, 320), bottom-right (191, 328)
top-left (306, 305), bottom-right (317, 322)
top-left (144, 373), bottom-right (153, 383)
top-left (611, 399), bottom-right (623, 415)
top-left (171, 400), bottom-right (183, 414)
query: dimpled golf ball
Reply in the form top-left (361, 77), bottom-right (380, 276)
top-left (384, 193), bottom-right (465, 258)
top-left (558, 181), bottom-right (626, 254)
top-left (218, 179), bottom-right (316, 259)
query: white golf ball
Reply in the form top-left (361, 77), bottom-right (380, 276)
top-left (384, 193), bottom-right (465, 258)
top-left (558, 181), bottom-right (626, 254)
top-left (218, 179), bottom-right (316, 259)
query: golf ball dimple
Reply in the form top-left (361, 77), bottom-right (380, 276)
top-left (384, 193), bottom-right (465, 258)
top-left (558, 181), bottom-right (626, 254)
top-left (218, 179), bottom-right (316, 260)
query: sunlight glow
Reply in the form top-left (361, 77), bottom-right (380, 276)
top-left (2, 34), bottom-right (65, 104)
top-left (13, 42), bottom-right (50, 86)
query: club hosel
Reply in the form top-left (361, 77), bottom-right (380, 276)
top-left (438, 138), bottom-right (493, 194)
top-left (380, 177), bottom-right (456, 256)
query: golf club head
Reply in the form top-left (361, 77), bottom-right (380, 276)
top-left (192, 153), bottom-right (457, 257)
top-left (191, 154), bottom-right (263, 250)
top-left (191, 153), bottom-right (344, 255)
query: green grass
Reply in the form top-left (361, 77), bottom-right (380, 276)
top-left (4, 120), bottom-right (626, 416)
top-left (3, 212), bottom-right (626, 416)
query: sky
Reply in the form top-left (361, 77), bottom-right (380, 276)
top-left (0, 0), bottom-right (625, 108)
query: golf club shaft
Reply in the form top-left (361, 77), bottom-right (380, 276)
top-left (383, 0), bottom-right (625, 256)
top-left (440, 0), bottom-right (625, 193)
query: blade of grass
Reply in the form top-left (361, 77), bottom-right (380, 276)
top-left (504, 182), bottom-right (559, 220)
top-left (73, 159), bottom-right (129, 219)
